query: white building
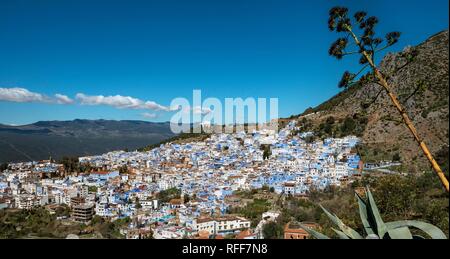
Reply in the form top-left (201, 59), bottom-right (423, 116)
top-left (194, 216), bottom-right (251, 235)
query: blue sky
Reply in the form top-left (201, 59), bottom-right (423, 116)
top-left (0, 0), bottom-right (448, 125)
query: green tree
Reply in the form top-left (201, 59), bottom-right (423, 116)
top-left (262, 221), bottom-right (283, 239)
top-left (135, 198), bottom-right (142, 209)
top-left (59, 157), bottom-right (80, 173)
top-left (304, 135), bottom-right (316, 144)
top-left (323, 123), bottom-right (333, 135)
top-left (79, 162), bottom-right (92, 173)
top-left (261, 145), bottom-right (272, 160)
top-left (0, 163), bottom-right (8, 172)
top-left (340, 117), bottom-right (356, 136)
top-left (119, 165), bottom-right (129, 174)
top-left (156, 188), bottom-right (181, 203)
top-left (55, 204), bottom-right (71, 218)
top-left (229, 199), bottom-right (270, 228)
top-left (326, 116), bottom-right (335, 125)
top-left (392, 153), bottom-right (401, 162)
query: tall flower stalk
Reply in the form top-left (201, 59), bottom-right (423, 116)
top-left (327, 7), bottom-right (449, 192)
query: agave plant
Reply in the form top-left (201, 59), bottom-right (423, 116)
top-left (300, 187), bottom-right (447, 239)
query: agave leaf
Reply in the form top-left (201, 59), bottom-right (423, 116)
top-left (365, 187), bottom-right (388, 238)
top-left (387, 226), bottom-right (413, 239)
top-left (332, 228), bottom-right (350, 239)
top-left (320, 205), bottom-right (363, 239)
top-left (365, 234), bottom-right (380, 239)
top-left (386, 220), bottom-right (447, 239)
top-left (412, 235), bottom-right (426, 240)
top-left (355, 192), bottom-right (375, 235)
top-left (319, 205), bottom-right (341, 226)
top-left (299, 223), bottom-right (330, 239)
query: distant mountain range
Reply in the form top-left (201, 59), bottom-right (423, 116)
top-left (0, 119), bottom-right (176, 163)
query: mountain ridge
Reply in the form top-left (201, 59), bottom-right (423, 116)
top-left (295, 30), bottom-right (449, 174)
top-left (0, 119), bottom-right (176, 163)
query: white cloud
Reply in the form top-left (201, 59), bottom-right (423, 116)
top-left (194, 106), bottom-right (212, 115)
top-left (141, 112), bottom-right (158, 119)
top-left (168, 104), bottom-right (183, 112)
top-left (75, 93), bottom-right (169, 111)
top-left (55, 94), bottom-right (74, 104)
top-left (0, 88), bottom-right (171, 113)
top-left (142, 101), bottom-right (170, 111)
top-left (183, 105), bottom-right (213, 115)
top-left (0, 87), bottom-right (49, 103)
top-left (0, 87), bottom-right (74, 105)
top-left (75, 93), bottom-right (141, 108)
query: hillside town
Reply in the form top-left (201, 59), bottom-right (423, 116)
top-left (0, 120), bottom-right (365, 239)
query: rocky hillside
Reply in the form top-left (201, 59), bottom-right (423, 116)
top-left (298, 30), bottom-right (449, 174)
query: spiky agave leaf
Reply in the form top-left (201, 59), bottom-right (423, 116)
top-left (298, 223), bottom-right (330, 239)
top-left (386, 221), bottom-right (447, 239)
top-left (332, 228), bottom-right (351, 239)
top-left (365, 234), bottom-right (380, 239)
top-left (319, 205), bottom-right (363, 239)
top-left (355, 193), bottom-right (375, 235)
top-left (387, 227), bottom-right (413, 239)
top-left (365, 187), bottom-right (388, 238)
